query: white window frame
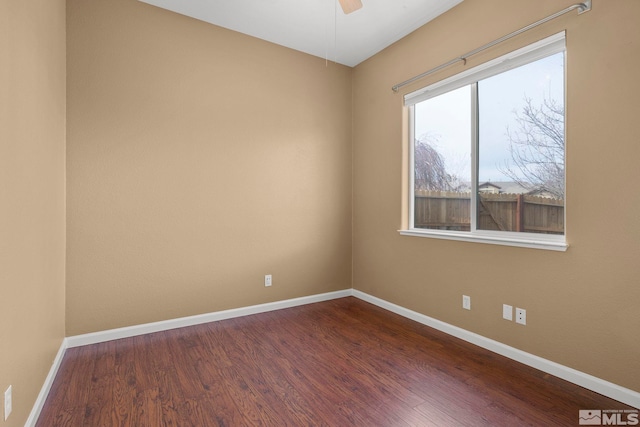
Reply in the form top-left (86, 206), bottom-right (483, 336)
top-left (400, 32), bottom-right (568, 252)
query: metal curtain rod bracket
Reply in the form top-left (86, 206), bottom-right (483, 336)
top-left (391, 0), bottom-right (591, 93)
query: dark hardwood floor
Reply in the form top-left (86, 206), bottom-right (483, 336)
top-left (37, 297), bottom-right (634, 426)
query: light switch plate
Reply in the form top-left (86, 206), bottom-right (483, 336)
top-left (503, 304), bottom-right (513, 321)
top-left (462, 295), bottom-right (471, 310)
top-left (4, 385), bottom-right (12, 421)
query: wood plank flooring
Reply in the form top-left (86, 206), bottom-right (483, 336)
top-left (37, 297), bottom-right (635, 426)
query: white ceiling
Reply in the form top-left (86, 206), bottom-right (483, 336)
top-left (138, 0), bottom-right (463, 67)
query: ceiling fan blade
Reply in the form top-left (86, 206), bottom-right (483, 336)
top-left (338, 0), bottom-right (363, 14)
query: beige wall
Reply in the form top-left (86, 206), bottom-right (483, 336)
top-left (0, 0), bottom-right (67, 425)
top-left (353, 0), bottom-right (640, 392)
top-left (66, 0), bottom-right (353, 335)
top-left (7, 1), bottom-right (637, 422)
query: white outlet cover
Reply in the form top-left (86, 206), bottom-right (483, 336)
top-left (4, 385), bottom-right (11, 421)
top-left (516, 307), bottom-right (527, 325)
top-left (264, 274), bottom-right (272, 287)
top-left (503, 304), bottom-right (513, 320)
top-left (462, 295), bottom-right (471, 310)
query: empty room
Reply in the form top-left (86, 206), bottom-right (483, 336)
top-left (1, 0), bottom-right (639, 425)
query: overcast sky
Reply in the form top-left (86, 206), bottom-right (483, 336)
top-left (414, 52), bottom-right (564, 183)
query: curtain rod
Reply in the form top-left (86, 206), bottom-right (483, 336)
top-left (391, 0), bottom-right (591, 93)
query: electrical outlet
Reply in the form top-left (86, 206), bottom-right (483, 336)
top-left (516, 307), bottom-right (526, 325)
top-left (503, 304), bottom-right (513, 321)
top-left (264, 274), bottom-right (272, 287)
top-left (4, 385), bottom-right (12, 421)
top-left (462, 295), bottom-right (471, 310)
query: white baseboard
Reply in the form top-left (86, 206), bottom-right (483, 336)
top-left (66, 289), bottom-right (352, 348)
top-left (352, 289), bottom-right (640, 409)
top-left (25, 337), bottom-right (68, 427)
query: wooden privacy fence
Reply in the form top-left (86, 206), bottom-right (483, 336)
top-left (414, 190), bottom-right (564, 234)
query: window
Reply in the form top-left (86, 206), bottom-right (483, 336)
top-left (402, 33), bottom-right (567, 251)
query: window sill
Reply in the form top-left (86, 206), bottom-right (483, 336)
top-left (399, 229), bottom-right (568, 252)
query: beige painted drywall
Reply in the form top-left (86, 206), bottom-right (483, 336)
top-left (66, 0), bottom-right (353, 335)
top-left (0, 0), bottom-right (66, 425)
top-left (353, 0), bottom-right (640, 392)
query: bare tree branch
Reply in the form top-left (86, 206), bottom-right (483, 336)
top-left (499, 97), bottom-right (565, 198)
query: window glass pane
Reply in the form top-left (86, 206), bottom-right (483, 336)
top-left (414, 86), bottom-right (472, 230)
top-left (477, 52), bottom-right (565, 235)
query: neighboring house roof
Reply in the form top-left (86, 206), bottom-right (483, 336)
top-left (485, 181), bottom-right (529, 194)
top-left (479, 181), bottom-right (556, 196)
top-left (479, 182), bottom-right (501, 189)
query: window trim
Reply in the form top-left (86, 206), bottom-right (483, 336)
top-left (399, 228), bottom-right (568, 251)
top-left (401, 32), bottom-right (568, 252)
top-left (403, 32), bottom-right (566, 107)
